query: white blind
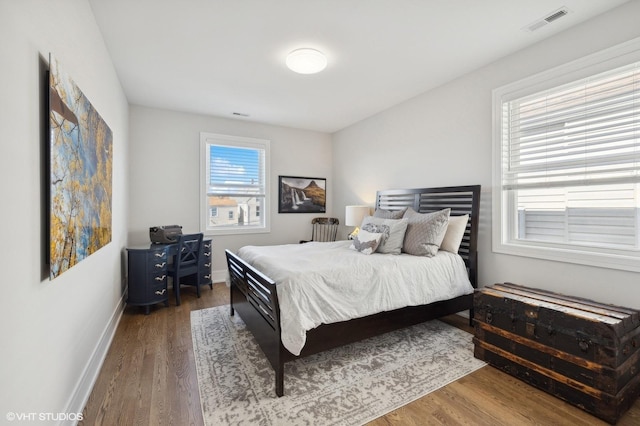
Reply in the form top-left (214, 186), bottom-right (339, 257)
top-left (208, 144), bottom-right (265, 197)
top-left (503, 61), bottom-right (640, 190)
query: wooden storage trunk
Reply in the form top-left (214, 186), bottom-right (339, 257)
top-left (473, 283), bottom-right (640, 424)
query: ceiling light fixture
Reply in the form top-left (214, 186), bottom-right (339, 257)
top-left (286, 48), bottom-right (327, 74)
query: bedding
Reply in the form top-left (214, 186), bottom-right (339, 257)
top-left (373, 207), bottom-right (407, 219)
top-left (237, 240), bottom-right (474, 355)
top-left (402, 207), bottom-right (450, 256)
top-left (360, 216), bottom-right (408, 254)
top-left (440, 214), bottom-right (469, 253)
top-left (350, 229), bottom-right (383, 254)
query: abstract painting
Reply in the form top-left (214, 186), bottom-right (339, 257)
top-left (278, 176), bottom-right (326, 213)
top-left (48, 54), bottom-right (113, 279)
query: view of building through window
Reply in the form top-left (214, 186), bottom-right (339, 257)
top-left (207, 195), bottom-right (261, 227)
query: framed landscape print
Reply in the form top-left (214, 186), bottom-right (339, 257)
top-left (278, 176), bottom-right (326, 213)
top-left (48, 54), bottom-right (113, 279)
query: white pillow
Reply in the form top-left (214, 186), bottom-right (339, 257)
top-left (440, 214), bottom-right (469, 253)
top-left (360, 216), bottom-right (408, 255)
top-left (349, 229), bottom-right (383, 255)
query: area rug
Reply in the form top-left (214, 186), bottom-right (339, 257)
top-left (191, 305), bottom-right (486, 426)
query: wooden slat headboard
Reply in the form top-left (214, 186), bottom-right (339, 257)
top-left (375, 185), bottom-right (481, 288)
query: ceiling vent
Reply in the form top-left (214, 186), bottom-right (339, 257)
top-left (523, 7), bottom-right (570, 32)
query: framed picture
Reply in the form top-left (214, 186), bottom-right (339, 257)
top-left (278, 176), bottom-right (326, 213)
top-left (48, 54), bottom-right (113, 279)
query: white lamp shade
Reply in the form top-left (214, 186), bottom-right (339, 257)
top-left (345, 205), bottom-right (370, 227)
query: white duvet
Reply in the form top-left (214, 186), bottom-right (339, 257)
top-left (237, 241), bottom-right (474, 355)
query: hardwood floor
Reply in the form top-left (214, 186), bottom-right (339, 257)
top-left (83, 283), bottom-right (640, 425)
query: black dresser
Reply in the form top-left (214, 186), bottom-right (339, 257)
top-left (126, 239), bottom-right (212, 314)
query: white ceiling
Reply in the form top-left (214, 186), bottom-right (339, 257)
top-left (89, 0), bottom-right (629, 133)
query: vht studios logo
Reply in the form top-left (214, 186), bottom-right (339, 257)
top-left (6, 412), bottom-right (84, 422)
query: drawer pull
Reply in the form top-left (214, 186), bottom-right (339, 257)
top-left (204, 243), bottom-right (211, 248)
top-left (154, 252), bottom-right (166, 258)
top-left (204, 274), bottom-right (211, 279)
top-left (155, 262), bottom-right (166, 268)
top-left (155, 275), bottom-right (166, 281)
top-left (155, 289), bottom-right (166, 296)
top-left (204, 263), bottom-right (211, 267)
top-left (204, 252), bottom-right (211, 257)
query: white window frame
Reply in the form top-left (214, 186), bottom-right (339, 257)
top-left (200, 132), bottom-right (270, 236)
top-left (492, 37), bottom-right (640, 272)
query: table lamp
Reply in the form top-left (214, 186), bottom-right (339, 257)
top-left (345, 205), bottom-right (370, 240)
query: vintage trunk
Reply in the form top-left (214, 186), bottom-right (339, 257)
top-left (473, 283), bottom-right (640, 424)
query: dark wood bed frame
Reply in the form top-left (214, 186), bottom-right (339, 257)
top-left (225, 185), bottom-right (481, 396)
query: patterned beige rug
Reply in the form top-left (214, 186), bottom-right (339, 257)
top-left (191, 305), bottom-right (486, 426)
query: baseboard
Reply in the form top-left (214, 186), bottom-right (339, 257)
top-left (456, 310), bottom-right (470, 319)
top-left (61, 291), bottom-right (126, 425)
top-left (212, 268), bottom-right (228, 285)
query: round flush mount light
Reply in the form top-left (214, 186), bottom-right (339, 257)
top-left (286, 48), bottom-right (327, 74)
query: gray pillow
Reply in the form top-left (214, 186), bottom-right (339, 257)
top-left (402, 208), bottom-right (451, 257)
top-left (373, 207), bottom-right (407, 219)
top-left (360, 216), bottom-right (408, 255)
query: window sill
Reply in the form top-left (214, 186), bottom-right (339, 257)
top-left (492, 241), bottom-right (640, 273)
top-left (204, 226), bottom-right (270, 237)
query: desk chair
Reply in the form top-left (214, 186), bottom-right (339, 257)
top-left (300, 217), bottom-right (339, 243)
top-left (168, 233), bottom-right (203, 306)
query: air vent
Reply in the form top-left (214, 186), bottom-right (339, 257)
top-left (545, 9), bottom-right (568, 23)
top-left (523, 7), bottom-right (570, 32)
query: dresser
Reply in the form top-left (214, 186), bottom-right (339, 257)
top-left (126, 245), bottom-right (170, 314)
top-left (195, 238), bottom-right (213, 287)
top-left (126, 239), bottom-right (212, 314)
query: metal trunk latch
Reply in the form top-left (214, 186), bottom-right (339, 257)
top-left (526, 322), bottom-right (536, 337)
top-left (576, 331), bottom-right (591, 353)
top-left (524, 308), bottom-right (538, 338)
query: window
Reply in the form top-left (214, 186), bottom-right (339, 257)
top-left (200, 132), bottom-right (270, 235)
top-left (493, 39), bottom-right (640, 272)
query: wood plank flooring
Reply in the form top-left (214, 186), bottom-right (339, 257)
top-left (82, 283), bottom-right (640, 425)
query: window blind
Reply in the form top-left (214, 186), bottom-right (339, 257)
top-left (503, 61), bottom-right (640, 190)
top-left (208, 145), bottom-right (265, 197)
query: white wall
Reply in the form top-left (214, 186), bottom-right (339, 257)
top-left (0, 0), bottom-right (129, 422)
top-left (332, 1), bottom-right (640, 308)
top-left (128, 105), bottom-right (332, 279)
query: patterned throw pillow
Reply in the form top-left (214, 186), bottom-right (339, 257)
top-left (349, 229), bottom-right (383, 255)
top-left (360, 216), bottom-right (408, 255)
top-left (373, 207), bottom-right (408, 219)
top-left (402, 208), bottom-right (451, 257)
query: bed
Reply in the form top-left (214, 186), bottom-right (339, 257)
top-left (225, 185), bottom-right (481, 396)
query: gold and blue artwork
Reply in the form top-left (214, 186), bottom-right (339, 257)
top-left (49, 54), bottom-right (112, 279)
